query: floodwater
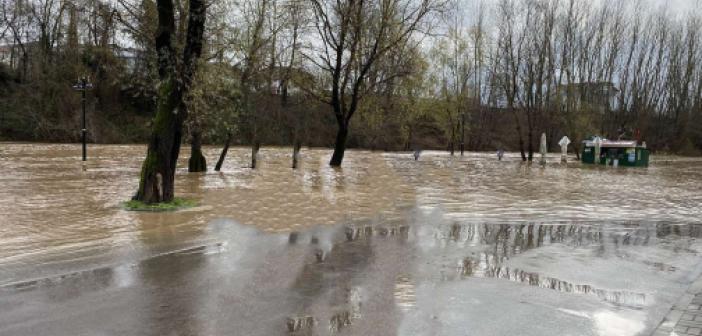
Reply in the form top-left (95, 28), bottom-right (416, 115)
top-left (0, 143), bottom-right (701, 336)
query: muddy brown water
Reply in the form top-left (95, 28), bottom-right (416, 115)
top-left (0, 143), bottom-right (701, 335)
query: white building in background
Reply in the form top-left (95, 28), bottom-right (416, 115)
top-left (556, 82), bottom-right (619, 113)
top-left (0, 44), bottom-right (12, 65)
top-left (0, 40), bottom-right (143, 74)
top-left (109, 45), bottom-right (141, 72)
top-left (0, 42), bottom-right (32, 68)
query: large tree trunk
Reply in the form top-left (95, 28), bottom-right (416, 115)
top-left (329, 123), bottom-right (348, 167)
top-left (132, 0), bottom-right (206, 203)
top-left (134, 78), bottom-right (185, 203)
top-left (188, 126), bottom-right (206, 172)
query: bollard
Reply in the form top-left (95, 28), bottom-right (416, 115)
top-left (559, 136), bottom-right (571, 163)
top-left (251, 142), bottom-right (260, 169)
top-left (292, 142), bottom-right (302, 169)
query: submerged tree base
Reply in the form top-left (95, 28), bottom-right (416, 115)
top-left (124, 198), bottom-right (197, 212)
top-left (188, 153), bottom-right (207, 172)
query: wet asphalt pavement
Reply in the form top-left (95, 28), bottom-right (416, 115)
top-left (2, 215), bottom-right (702, 336)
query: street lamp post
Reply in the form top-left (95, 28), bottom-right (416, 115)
top-left (73, 77), bottom-right (92, 161)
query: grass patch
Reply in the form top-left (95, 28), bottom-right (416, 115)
top-left (124, 197), bottom-right (197, 212)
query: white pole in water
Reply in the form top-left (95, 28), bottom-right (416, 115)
top-left (540, 133), bottom-right (547, 165)
top-left (558, 136), bottom-right (571, 163)
top-left (594, 136), bottom-right (602, 164)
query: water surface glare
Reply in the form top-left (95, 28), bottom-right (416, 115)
top-left (0, 143), bottom-right (701, 336)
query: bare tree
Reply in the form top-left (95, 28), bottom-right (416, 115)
top-left (429, 0), bottom-right (473, 156)
top-left (213, 0), bottom-right (273, 170)
top-left (494, 0), bottom-right (527, 160)
top-left (306, 0), bottom-right (439, 166)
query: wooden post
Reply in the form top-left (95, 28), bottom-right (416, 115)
top-left (251, 142), bottom-right (260, 168)
top-left (292, 142), bottom-right (302, 169)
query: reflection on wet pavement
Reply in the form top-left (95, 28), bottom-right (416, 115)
top-left (1, 216), bottom-right (701, 336)
top-left (461, 261), bottom-right (647, 308)
top-left (1, 144), bottom-right (702, 335)
top-left (394, 275), bottom-right (417, 312)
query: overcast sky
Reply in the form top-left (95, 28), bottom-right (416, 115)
top-left (653, 0), bottom-right (700, 12)
top-left (465, 0), bottom-right (700, 15)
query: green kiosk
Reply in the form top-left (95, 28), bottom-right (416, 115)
top-left (581, 138), bottom-right (650, 167)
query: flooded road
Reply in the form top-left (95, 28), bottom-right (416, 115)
top-left (1, 143), bottom-right (701, 335)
